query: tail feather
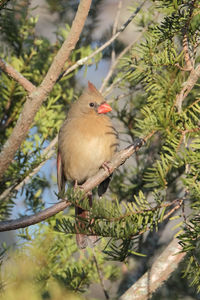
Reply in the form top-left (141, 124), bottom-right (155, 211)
top-left (75, 193), bottom-right (97, 249)
top-left (75, 207), bottom-right (89, 249)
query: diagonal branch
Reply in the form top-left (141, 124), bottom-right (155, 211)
top-left (0, 0), bottom-right (92, 180)
top-left (0, 58), bottom-right (36, 93)
top-left (0, 134), bottom-right (154, 232)
top-left (100, 25), bottom-right (148, 95)
top-left (119, 238), bottom-right (185, 300)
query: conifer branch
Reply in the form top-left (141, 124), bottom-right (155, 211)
top-left (0, 134), bottom-right (153, 232)
top-left (0, 57), bottom-right (36, 93)
top-left (0, 0), bottom-right (92, 180)
top-left (103, 198), bottom-right (183, 224)
top-left (119, 238), bottom-right (185, 300)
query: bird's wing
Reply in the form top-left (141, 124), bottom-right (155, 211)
top-left (97, 175), bottom-right (112, 197)
top-left (57, 150), bottom-right (66, 194)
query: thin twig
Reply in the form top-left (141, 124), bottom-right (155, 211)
top-left (109, 0), bottom-right (122, 66)
top-left (101, 26), bottom-right (148, 95)
top-left (93, 248), bottom-right (110, 300)
top-left (101, 0), bottom-right (122, 93)
top-left (113, 0), bottom-right (122, 44)
top-left (0, 134), bottom-right (153, 232)
top-left (59, 0), bottom-right (147, 81)
top-left (0, 136), bottom-right (58, 201)
top-left (0, 58), bottom-right (36, 93)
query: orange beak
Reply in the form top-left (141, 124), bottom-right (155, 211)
top-left (98, 102), bottom-right (112, 114)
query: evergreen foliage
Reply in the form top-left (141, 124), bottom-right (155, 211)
top-left (0, 0), bottom-right (200, 299)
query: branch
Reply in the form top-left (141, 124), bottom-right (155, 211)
top-left (0, 134), bottom-right (154, 232)
top-left (0, 201), bottom-right (71, 231)
top-left (100, 0), bottom-right (122, 93)
top-left (182, 34), bottom-right (193, 71)
top-left (100, 26), bottom-right (148, 95)
top-left (0, 0), bottom-right (92, 180)
top-left (175, 28), bottom-right (200, 113)
top-left (93, 248), bottom-right (110, 300)
top-left (119, 238), bottom-right (186, 300)
top-left (0, 58), bottom-right (36, 93)
top-left (59, 0), bottom-right (147, 80)
top-left (175, 64), bottom-right (200, 113)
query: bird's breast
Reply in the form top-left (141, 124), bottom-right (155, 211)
top-left (59, 115), bottom-right (117, 183)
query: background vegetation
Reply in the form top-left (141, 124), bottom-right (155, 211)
top-left (0, 0), bottom-right (200, 299)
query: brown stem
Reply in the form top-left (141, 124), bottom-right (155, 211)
top-left (93, 249), bottom-right (110, 299)
top-left (0, 58), bottom-right (36, 93)
top-left (175, 64), bottom-right (200, 113)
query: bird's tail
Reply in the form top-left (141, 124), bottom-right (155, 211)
top-left (75, 193), bottom-right (97, 249)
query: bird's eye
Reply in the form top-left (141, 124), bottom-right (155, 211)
top-left (89, 102), bottom-right (95, 107)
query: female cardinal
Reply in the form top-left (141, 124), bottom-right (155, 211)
top-left (57, 81), bottom-right (118, 248)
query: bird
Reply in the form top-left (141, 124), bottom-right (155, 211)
top-left (57, 81), bottom-right (118, 248)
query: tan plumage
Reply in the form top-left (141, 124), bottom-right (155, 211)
top-left (57, 81), bottom-right (118, 248)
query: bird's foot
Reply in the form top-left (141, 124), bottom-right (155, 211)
top-left (101, 162), bottom-right (112, 175)
top-left (74, 179), bottom-right (79, 189)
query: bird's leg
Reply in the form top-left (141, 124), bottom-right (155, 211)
top-left (74, 179), bottom-right (78, 189)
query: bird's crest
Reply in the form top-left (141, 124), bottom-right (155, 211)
top-left (88, 81), bottom-right (98, 93)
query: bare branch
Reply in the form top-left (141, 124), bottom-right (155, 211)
top-left (0, 134), bottom-right (154, 232)
top-left (0, 201), bottom-right (71, 231)
top-left (59, 0), bottom-right (147, 80)
top-left (100, 0), bottom-right (122, 93)
top-left (113, 1), bottom-right (122, 41)
top-left (111, 0), bottom-right (122, 63)
top-left (0, 0), bottom-right (92, 180)
top-left (119, 238), bottom-right (185, 300)
top-left (0, 58), bottom-right (36, 93)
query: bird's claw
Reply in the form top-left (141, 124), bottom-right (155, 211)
top-left (101, 162), bottom-right (112, 175)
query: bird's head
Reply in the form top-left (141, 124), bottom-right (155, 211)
top-left (73, 81), bottom-right (112, 116)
